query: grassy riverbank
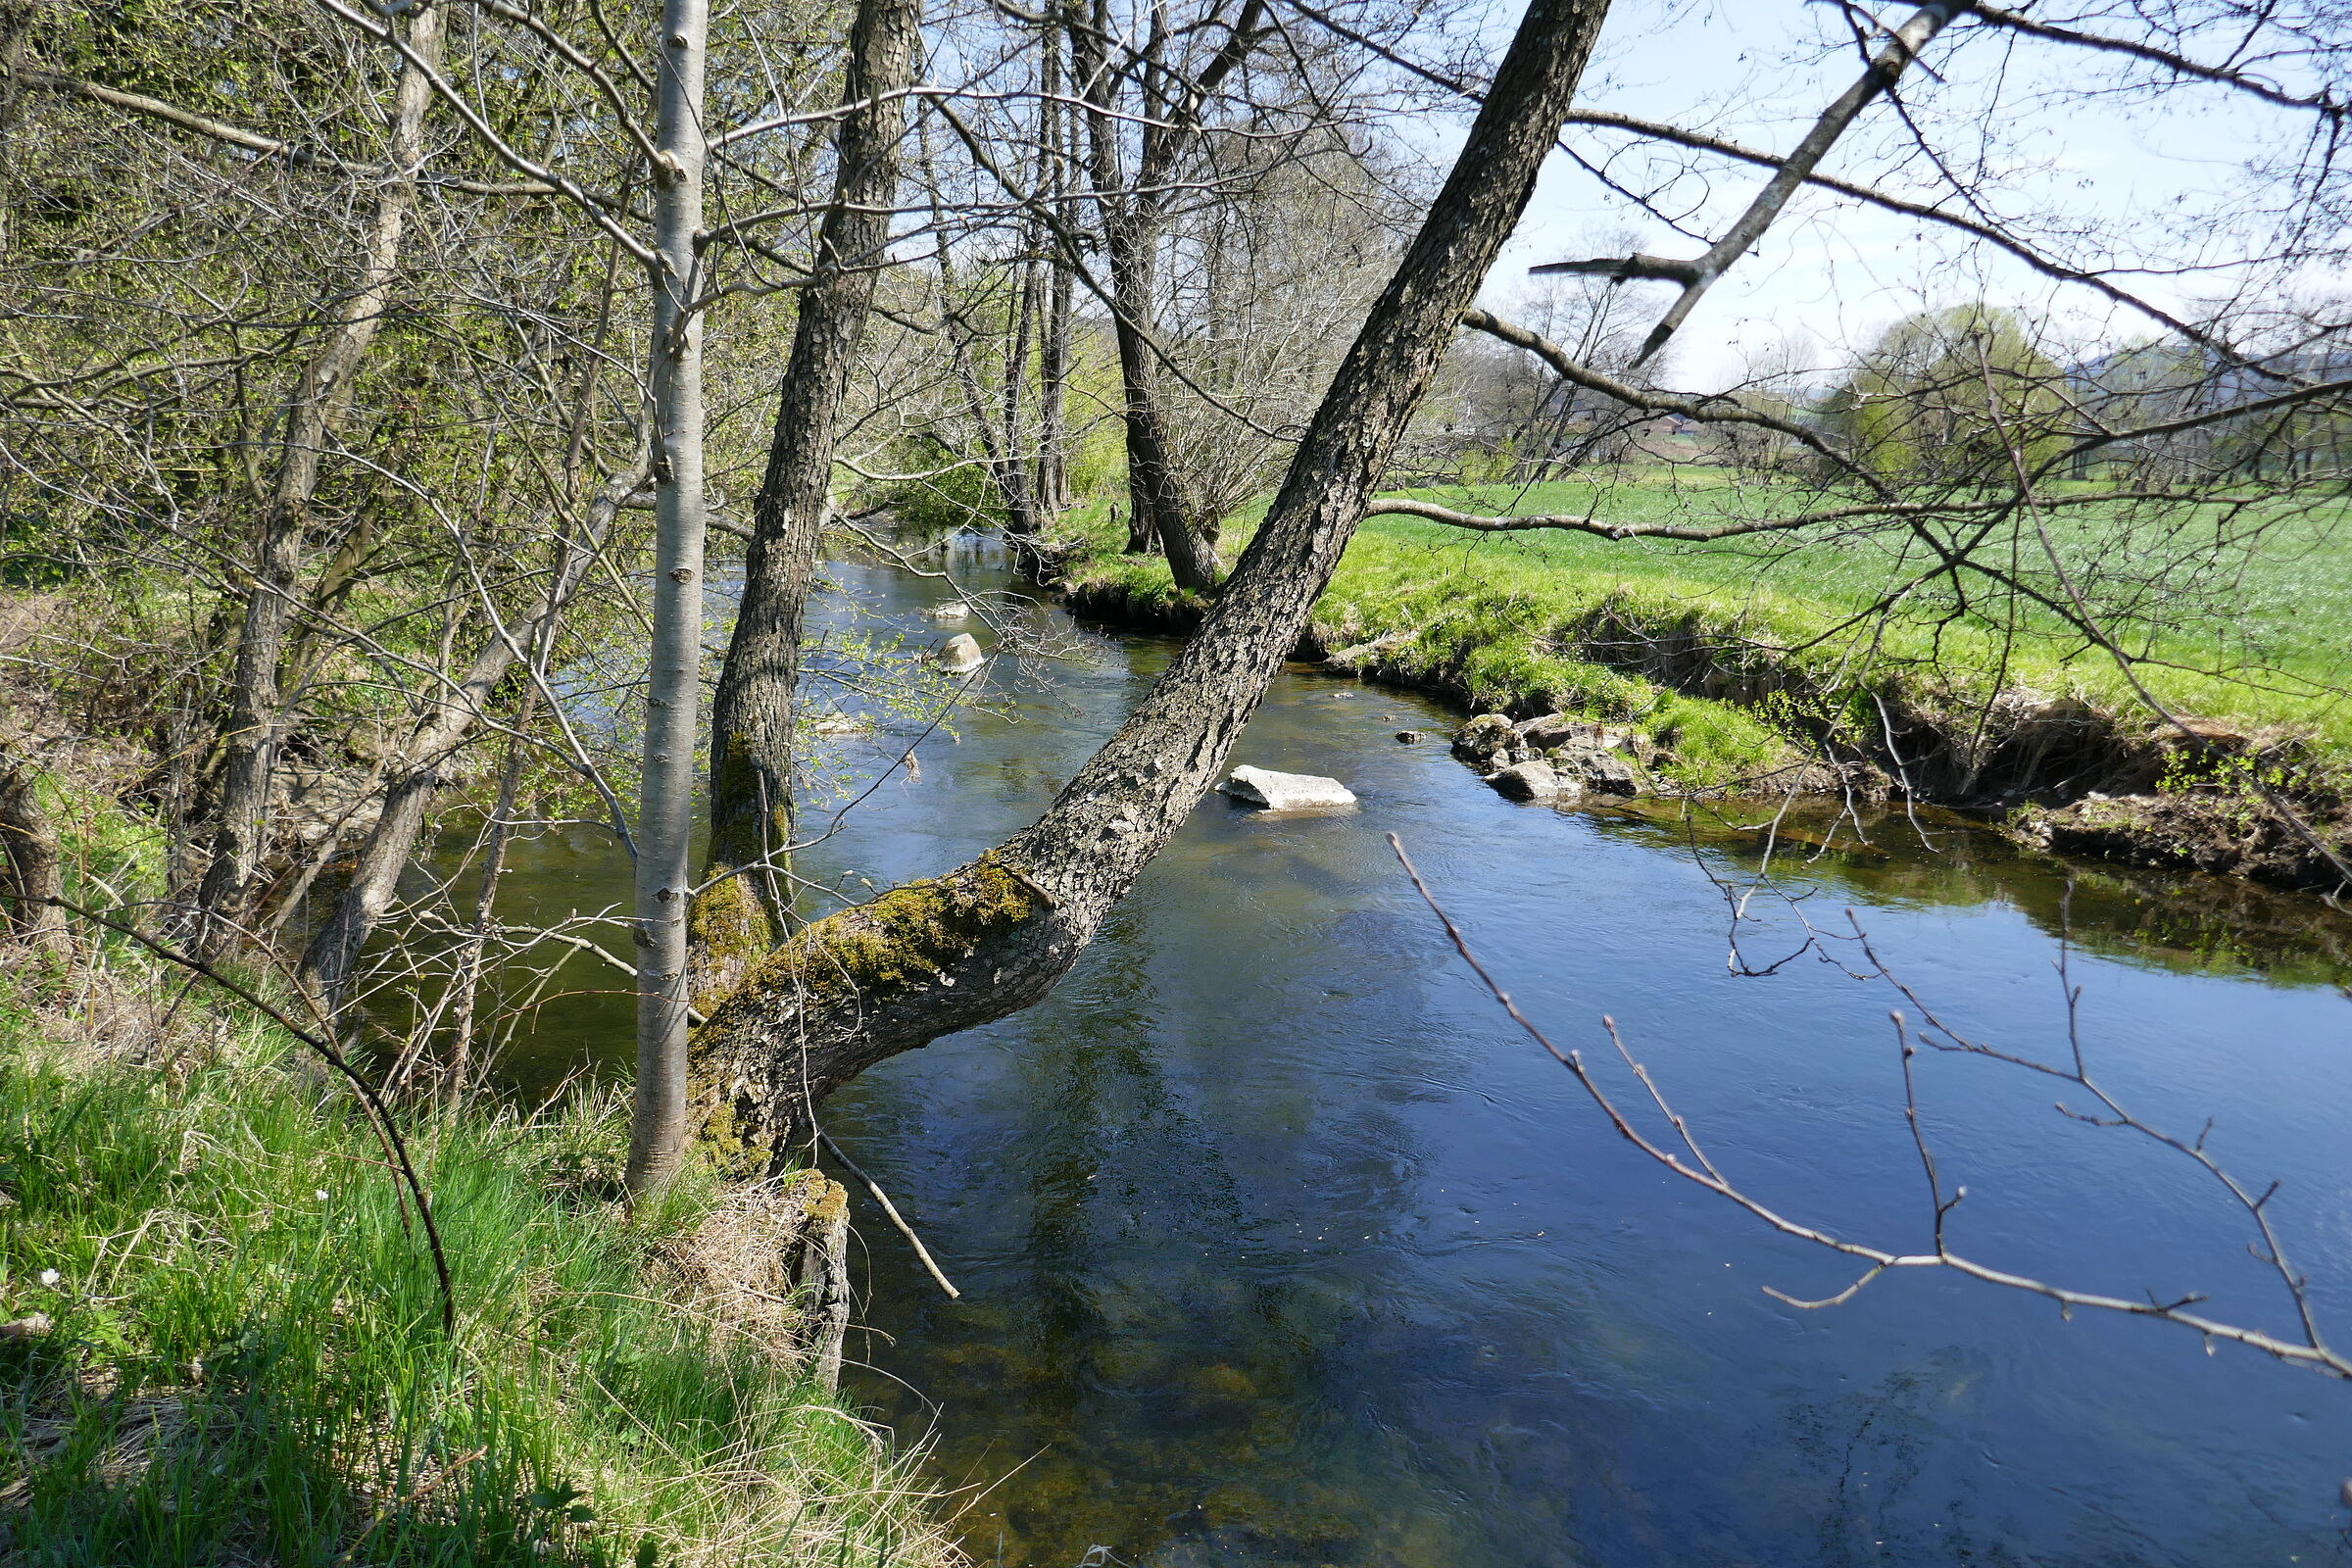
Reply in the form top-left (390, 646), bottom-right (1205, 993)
top-left (1049, 473), bottom-right (2352, 887)
top-left (0, 788), bottom-right (958, 1566)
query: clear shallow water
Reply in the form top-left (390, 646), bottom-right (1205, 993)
top-left (478, 539), bottom-right (2352, 1568)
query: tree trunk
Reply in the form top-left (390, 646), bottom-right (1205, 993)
top-left (194, 1), bottom-right (442, 953)
top-left (696, 0), bottom-right (922, 998)
top-left (296, 462), bottom-right (643, 1009)
top-left (1038, 25), bottom-right (1073, 514)
top-left (625, 0), bottom-right (712, 1198)
top-left (689, 0), bottom-right (1614, 1164)
top-left (0, 759), bottom-right (64, 958)
top-left (998, 242), bottom-right (1044, 538)
top-left (1071, 0), bottom-right (1220, 591)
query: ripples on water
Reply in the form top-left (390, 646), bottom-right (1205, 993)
top-left (472, 538), bottom-right (2352, 1568)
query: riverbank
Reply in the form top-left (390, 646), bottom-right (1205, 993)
top-left (1037, 492), bottom-right (2352, 896)
top-left (0, 772), bottom-right (960, 1566)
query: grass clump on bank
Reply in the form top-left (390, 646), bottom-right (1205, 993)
top-left (1055, 494), bottom-right (1804, 789)
top-left (0, 787), bottom-right (958, 1567)
top-left (0, 1022), bottom-right (956, 1566)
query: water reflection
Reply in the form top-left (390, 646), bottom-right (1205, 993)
top-left (470, 536), bottom-right (2352, 1567)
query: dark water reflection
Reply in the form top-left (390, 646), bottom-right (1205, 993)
top-left (482, 539), bottom-right (2352, 1568)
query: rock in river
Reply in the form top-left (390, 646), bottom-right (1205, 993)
top-left (1518, 713), bottom-right (1632, 753)
top-left (1217, 764), bottom-right (1357, 811)
top-left (1487, 760), bottom-right (1578, 804)
top-left (1453, 713), bottom-right (1516, 761)
top-left (1546, 739), bottom-right (1642, 796)
top-left (933, 632), bottom-right (985, 672)
top-left (925, 601), bottom-right (970, 621)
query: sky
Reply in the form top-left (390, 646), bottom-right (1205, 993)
top-left (1422, 0), bottom-right (2328, 390)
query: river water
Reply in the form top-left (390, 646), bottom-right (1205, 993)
top-left (484, 539), bottom-right (2352, 1567)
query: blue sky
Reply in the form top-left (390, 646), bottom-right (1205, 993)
top-left (1437, 0), bottom-right (2326, 388)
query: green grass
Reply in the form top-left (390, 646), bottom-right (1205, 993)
top-left (1055, 466), bottom-right (2352, 787)
top-left (0, 790), bottom-right (956, 1567)
top-left (1367, 473), bottom-right (2352, 739)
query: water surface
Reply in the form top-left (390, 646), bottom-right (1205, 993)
top-left (488, 540), bottom-right (2352, 1567)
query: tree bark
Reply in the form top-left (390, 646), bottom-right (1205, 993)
top-left (296, 461), bottom-right (644, 1009)
top-left (625, 0), bottom-right (712, 1197)
top-left (0, 758), bottom-right (64, 958)
top-left (1070, 0), bottom-right (1221, 590)
top-left (194, 1), bottom-right (443, 953)
top-left (696, 0), bottom-right (922, 997)
top-left (690, 0), bottom-right (1613, 1164)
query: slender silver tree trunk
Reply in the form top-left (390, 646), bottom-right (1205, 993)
top-left (195, 2), bottom-right (443, 952)
top-left (625, 0), bottom-right (711, 1196)
top-left (1037, 24), bottom-right (1073, 513)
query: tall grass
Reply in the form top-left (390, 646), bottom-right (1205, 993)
top-left (0, 783), bottom-right (960, 1567)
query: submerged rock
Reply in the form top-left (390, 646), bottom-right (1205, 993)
top-left (933, 632), bottom-right (985, 672)
top-left (804, 709), bottom-right (870, 736)
top-left (1217, 764), bottom-right (1357, 811)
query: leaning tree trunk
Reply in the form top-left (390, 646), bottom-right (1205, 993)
top-left (695, 0), bottom-right (922, 1000)
top-left (194, 2), bottom-right (442, 953)
top-left (689, 0), bottom-right (1614, 1166)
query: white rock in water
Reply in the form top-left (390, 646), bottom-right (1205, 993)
top-left (1217, 764), bottom-right (1356, 811)
top-left (934, 633), bottom-right (985, 672)
top-left (925, 602), bottom-right (970, 620)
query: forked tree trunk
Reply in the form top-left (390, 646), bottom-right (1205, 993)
top-left (1070, 0), bottom-right (1221, 591)
top-left (695, 0), bottom-right (922, 1002)
top-left (625, 0), bottom-right (713, 1197)
top-left (689, 0), bottom-right (1614, 1165)
top-left (195, 2), bottom-right (443, 952)
top-left (998, 243), bottom-right (1044, 538)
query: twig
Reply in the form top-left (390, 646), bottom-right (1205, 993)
top-left (816, 1130), bottom-right (961, 1299)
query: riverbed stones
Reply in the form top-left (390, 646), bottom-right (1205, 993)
top-left (933, 633), bottom-right (985, 672)
top-left (805, 709), bottom-right (870, 736)
top-left (1217, 764), bottom-right (1357, 810)
top-left (1487, 760), bottom-right (1578, 803)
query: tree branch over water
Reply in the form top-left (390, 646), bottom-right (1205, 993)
top-left (1386, 832), bottom-right (2352, 1385)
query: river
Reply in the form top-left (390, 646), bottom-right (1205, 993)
top-left (479, 538), bottom-right (2352, 1567)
